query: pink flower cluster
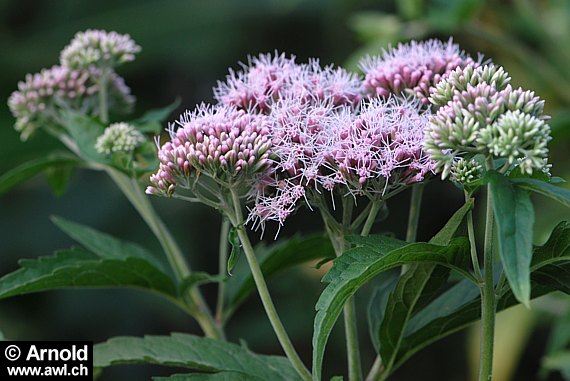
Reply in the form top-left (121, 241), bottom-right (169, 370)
top-left (147, 104), bottom-right (271, 196)
top-left (8, 30), bottom-right (137, 140)
top-left (248, 96), bottom-right (432, 229)
top-left (360, 38), bottom-right (478, 104)
top-left (150, 41), bottom-right (473, 229)
top-left (214, 53), bottom-right (361, 112)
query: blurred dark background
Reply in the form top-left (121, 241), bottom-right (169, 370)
top-left (1, 1), bottom-right (569, 380)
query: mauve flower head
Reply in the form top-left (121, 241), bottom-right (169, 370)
top-left (360, 38), bottom-right (478, 104)
top-left (8, 65), bottom-right (97, 140)
top-left (329, 96), bottom-right (433, 193)
top-left (288, 59), bottom-right (362, 106)
top-left (425, 64), bottom-right (551, 178)
top-left (214, 52), bottom-right (301, 112)
top-left (146, 104), bottom-right (272, 197)
top-left (214, 52), bottom-right (362, 112)
top-left (8, 65), bottom-right (135, 141)
top-left (60, 29), bottom-right (141, 70)
top-left (95, 122), bottom-right (145, 155)
top-left (248, 95), bottom-right (433, 229)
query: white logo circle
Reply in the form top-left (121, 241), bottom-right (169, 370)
top-left (4, 345), bottom-right (21, 361)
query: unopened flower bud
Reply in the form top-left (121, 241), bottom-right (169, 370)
top-left (95, 122), bottom-right (145, 155)
top-left (60, 29), bottom-right (141, 70)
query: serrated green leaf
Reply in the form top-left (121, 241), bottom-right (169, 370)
top-left (133, 99), bottom-right (181, 134)
top-left (348, 199), bottom-right (475, 378)
top-left (60, 110), bottom-right (109, 164)
top-left (511, 177), bottom-right (570, 209)
top-left (429, 200), bottom-right (474, 246)
top-left (94, 333), bottom-right (300, 381)
top-left (153, 372), bottom-right (263, 381)
top-left (0, 152), bottom-right (79, 194)
top-left (488, 171), bottom-right (534, 306)
top-left (313, 201), bottom-right (473, 379)
top-left (311, 238), bottom-right (469, 380)
top-left (379, 263), bottom-right (451, 373)
top-left (0, 247), bottom-right (177, 298)
top-left (367, 271), bottom-right (399, 352)
top-left (226, 234), bottom-right (334, 317)
top-left (388, 221), bottom-right (570, 375)
top-left (51, 216), bottom-right (169, 274)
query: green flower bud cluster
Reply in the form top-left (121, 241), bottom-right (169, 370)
top-left (450, 158), bottom-right (482, 185)
top-left (95, 122), bottom-right (145, 155)
top-left (424, 64), bottom-right (550, 178)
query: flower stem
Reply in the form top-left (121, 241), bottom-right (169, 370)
top-left (340, 196), bottom-right (364, 381)
top-left (361, 199), bottom-right (382, 237)
top-left (98, 69), bottom-right (110, 124)
top-left (401, 183), bottom-right (425, 275)
top-left (106, 167), bottom-right (224, 340)
top-left (344, 299), bottom-right (363, 381)
top-left (405, 183), bottom-right (425, 243)
top-left (478, 178), bottom-right (496, 381)
top-left (229, 189), bottom-right (311, 381)
top-left (215, 217), bottom-right (230, 325)
top-left (359, 200), bottom-right (384, 381)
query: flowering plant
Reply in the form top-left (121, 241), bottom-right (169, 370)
top-left (3, 30), bottom-right (570, 381)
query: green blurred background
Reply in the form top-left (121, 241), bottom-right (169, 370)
top-left (1, 0), bottom-right (569, 380)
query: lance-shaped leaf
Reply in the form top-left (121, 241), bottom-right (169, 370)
top-left (367, 271), bottom-right (399, 352)
top-left (364, 200), bottom-right (474, 373)
top-left (94, 333), bottom-right (300, 381)
top-left (311, 237), bottom-right (469, 380)
top-left (0, 152), bottom-right (80, 194)
top-left (52, 216), bottom-right (169, 274)
top-left (386, 221), bottom-right (570, 375)
top-left (488, 171), bottom-right (534, 306)
top-left (511, 177), bottom-right (570, 209)
top-left (0, 247), bottom-right (177, 299)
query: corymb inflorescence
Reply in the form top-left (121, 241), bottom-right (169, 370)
top-left (146, 104), bottom-right (271, 197)
top-left (424, 64), bottom-right (550, 178)
top-left (360, 38), bottom-right (479, 104)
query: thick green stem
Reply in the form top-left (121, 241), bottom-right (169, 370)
top-left (339, 196), bottom-right (364, 381)
top-left (229, 189), bottom-right (311, 381)
top-left (106, 168), bottom-right (224, 340)
top-left (405, 183), bottom-right (424, 243)
top-left (401, 183), bottom-right (425, 276)
top-left (215, 217), bottom-right (230, 325)
top-left (98, 70), bottom-right (110, 124)
top-left (326, 230), bottom-right (362, 381)
top-left (479, 160), bottom-right (496, 381)
top-left (360, 200), bottom-right (385, 381)
top-left (344, 299), bottom-right (363, 381)
top-left (361, 200), bottom-right (382, 237)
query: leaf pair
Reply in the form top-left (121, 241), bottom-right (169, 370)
top-left (488, 172), bottom-right (570, 306)
top-left (312, 201), bottom-right (474, 380)
top-left (0, 216), bottom-right (177, 301)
